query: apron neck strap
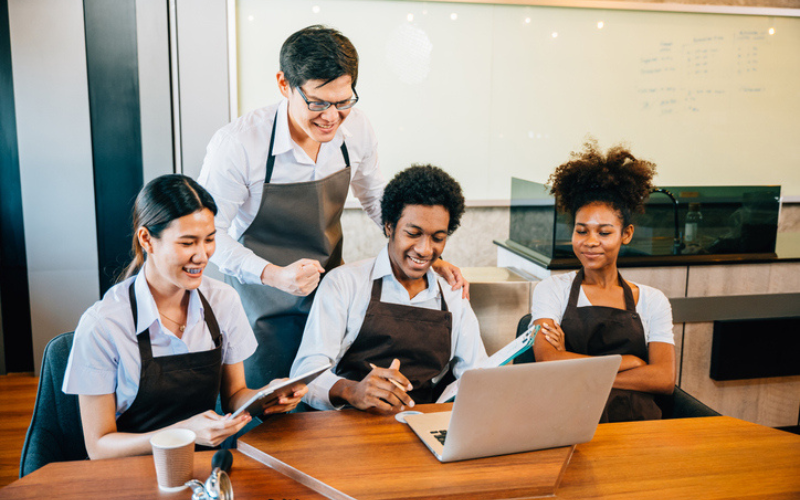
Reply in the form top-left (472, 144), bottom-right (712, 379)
top-left (265, 111), bottom-right (279, 183)
top-left (128, 282), bottom-right (153, 360)
top-left (568, 268), bottom-right (637, 312)
top-left (127, 283), bottom-right (222, 362)
top-left (566, 268), bottom-right (585, 309)
top-left (197, 290), bottom-right (222, 346)
top-left (370, 276), bottom-right (448, 312)
top-left (265, 110), bottom-right (351, 184)
top-left (340, 141), bottom-right (350, 167)
top-left (128, 282), bottom-right (139, 331)
top-left (618, 272), bottom-right (637, 312)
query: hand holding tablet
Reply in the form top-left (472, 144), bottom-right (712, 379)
top-left (230, 362), bottom-right (332, 419)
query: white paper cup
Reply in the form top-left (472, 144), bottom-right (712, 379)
top-left (150, 429), bottom-right (196, 492)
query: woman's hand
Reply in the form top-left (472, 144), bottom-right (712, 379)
top-left (541, 322), bottom-right (566, 351)
top-left (180, 410), bottom-right (252, 447)
top-left (431, 259), bottom-right (470, 299)
top-left (260, 380), bottom-right (309, 415)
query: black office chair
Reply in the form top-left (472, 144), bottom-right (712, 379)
top-left (514, 314), bottom-right (720, 419)
top-left (19, 332), bottom-right (88, 477)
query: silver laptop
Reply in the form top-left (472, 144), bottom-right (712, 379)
top-left (405, 355), bottom-right (621, 462)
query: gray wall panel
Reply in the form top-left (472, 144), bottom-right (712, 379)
top-left (137, 0), bottom-right (175, 182)
top-left (9, 0), bottom-right (100, 374)
top-left (176, 0), bottom-right (230, 179)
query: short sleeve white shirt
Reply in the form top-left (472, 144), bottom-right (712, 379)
top-left (63, 270), bottom-right (258, 418)
top-left (530, 271), bottom-right (674, 345)
top-left (290, 246), bottom-right (489, 410)
top-left (197, 99), bottom-right (386, 285)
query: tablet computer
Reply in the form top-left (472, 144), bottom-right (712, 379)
top-left (230, 362), bottom-right (333, 418)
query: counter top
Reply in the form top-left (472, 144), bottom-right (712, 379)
top-left (462, 266), bottom-right (530, 282)
top-left (495, 232), bottom-right (800, 270)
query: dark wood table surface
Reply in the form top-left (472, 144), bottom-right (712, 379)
top-left (240, 405), bottom-right (800, 500)
top-left (0, 450), bottom-right (326, 499)
top-left (2, 411), bottom-right (798, 499)
top-left (239, 403), bottom-right (576, 500)
top-left (556, 415), bottom-right (800, 499)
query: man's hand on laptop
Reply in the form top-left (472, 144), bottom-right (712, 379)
top-left (330, 359), bottom-right (415, 414)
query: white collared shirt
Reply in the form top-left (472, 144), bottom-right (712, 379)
top-left (197, 99), bottom-right (385, 285)
top-left (530, 271), bottom-right (675, 345)
top-left (63, 270), bottom-right (258, 418)
top-left (290, 246), bottom-right (489, 410)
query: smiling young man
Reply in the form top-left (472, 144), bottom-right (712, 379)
top-left (198, 26), bottom-right (466, 389)
top-left (290, 165), bottom-right (488, 414)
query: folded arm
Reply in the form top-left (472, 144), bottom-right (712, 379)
top-left (532, 318), bottom-right (646, 371)
top-left (612, 342), bottom-right (675, 394)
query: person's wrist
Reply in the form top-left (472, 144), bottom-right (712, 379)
top-left (330, 379), bottom-right (354, 407)
top-left (261, 263), bottom-right (276, 286)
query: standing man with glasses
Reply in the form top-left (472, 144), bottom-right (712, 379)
top-left (199, 25), bottom-right (467, 389)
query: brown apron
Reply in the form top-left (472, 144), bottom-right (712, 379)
top-left (335, 275), bottom-right (452, 404)
top-left (560, 269), bottom-right (662, 422)
top-left (225, 111), bottom-right (351, 389)
top-left (115, 284), bottom-right (222, 433)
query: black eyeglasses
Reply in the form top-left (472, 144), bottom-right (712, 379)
top-left (296, 86), bottom-right (359, 111)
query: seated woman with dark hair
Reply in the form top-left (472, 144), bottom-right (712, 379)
top-left (63, 174), bottom-right (306, 459)
top-left (531, 141), bottom-right (675, 422)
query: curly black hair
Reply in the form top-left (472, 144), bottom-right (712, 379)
top-left (381, 164), bottom-right (465, 236)
top-left (548, 139), bottom-right (656, 227)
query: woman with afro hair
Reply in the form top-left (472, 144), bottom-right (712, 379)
top-left (530, 141), bottom-right (676, 422)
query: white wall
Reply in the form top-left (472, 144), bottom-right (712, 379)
top-left (137, 0), bottom-right (175, 184)
top-left (9, 0), bottom-right (100, 373)
top-left (235, 0), bottom-right (800, 199)
top-left (176, 0), bottom-right (232, 179)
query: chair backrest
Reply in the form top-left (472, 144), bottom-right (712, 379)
top-left (514, 313), bottom-right (535, 364)
top-left (656, 386), bottom-right (721, 419)
top-left (19, 332), bottom-right (87, 477)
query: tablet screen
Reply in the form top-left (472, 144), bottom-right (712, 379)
top-left (230, 362), bottom-right (332, 418)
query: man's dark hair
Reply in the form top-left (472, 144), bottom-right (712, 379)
top-left (381, 164), bottom-right (465, 236)
top-left (280, 25), bottom-right (358, 89)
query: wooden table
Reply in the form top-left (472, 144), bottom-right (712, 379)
top-left (557, 416), bottom-right (800, 499)
top-left (2, 413), bottom-right (798, 499)
top-left (239, 403), bottom-right (573, 500)
top-left (239, 405), bottom-right (800, 500)
top-left (0, 450), bottom-right (326, 499)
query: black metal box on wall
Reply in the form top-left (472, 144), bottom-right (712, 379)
top-left (710, 317), bottom-right (800, 381)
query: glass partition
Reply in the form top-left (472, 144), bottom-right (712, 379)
top-left (508, 178), bottom-right (780, 261)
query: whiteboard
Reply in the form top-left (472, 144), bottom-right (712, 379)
top-left (235, 0), bottom-right (800, 200)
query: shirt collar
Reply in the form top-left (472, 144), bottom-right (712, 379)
top-left (370, 245), bottom-right (439, 297)
top-left (132, 269), bottom-right (204, 336)
top-left (271, 99), bottom-right (294, 157)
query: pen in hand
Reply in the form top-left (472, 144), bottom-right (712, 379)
top-left (369, 362), bottom-right (414, 393)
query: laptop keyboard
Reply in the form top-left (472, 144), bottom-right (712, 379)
top-left (430, 429), bottom-right (447, 445)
